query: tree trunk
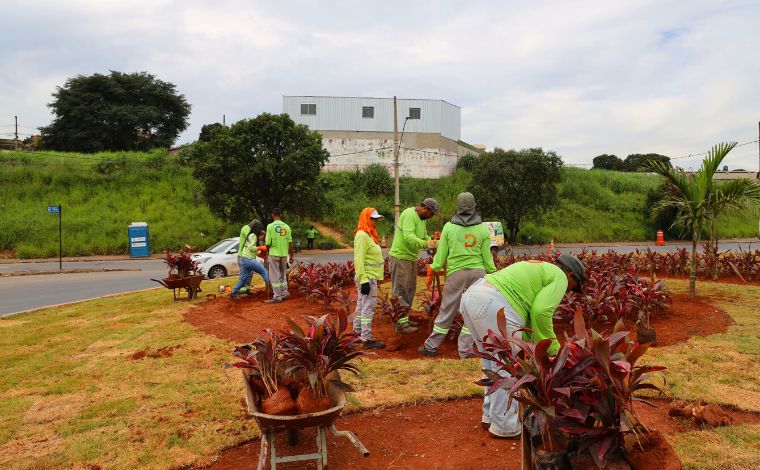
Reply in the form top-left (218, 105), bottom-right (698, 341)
top-left (710, 219), bottom-right (719, 280)
top-left (689, 232), bottom-right (698, 297)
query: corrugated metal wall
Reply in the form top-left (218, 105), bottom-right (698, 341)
top-left (283, 96), bottom-right (460, 141)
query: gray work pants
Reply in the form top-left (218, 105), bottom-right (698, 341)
top-left (423, 268), bottom-right (483, 357)
top-left (352, 276), bottom-right (378, 341)
top-left (460, 278), bottom-right (526, 437)
top-left (389, 256), bottom-right (417, 325)
top-left (268, 256), bottom-right (289, 300)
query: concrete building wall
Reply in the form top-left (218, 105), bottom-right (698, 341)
top-left (318, 130), bottom-right (458, 178)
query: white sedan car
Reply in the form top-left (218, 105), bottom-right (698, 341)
top-left (192, 238), bottom-right (241, 279)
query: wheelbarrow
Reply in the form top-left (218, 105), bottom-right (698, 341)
top-left (151, 274), bottom-right (204, 301)
top-left (241, 370), bottom-right (369, 470)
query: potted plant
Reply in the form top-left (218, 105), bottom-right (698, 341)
top-left (476, 309), bottom-right (669, 469)
top-left (161, 248), bottom-right (204, 288)
top-left (626, 273), bottom-right (671, 345)
top-left (278, 311), bottom-right (364, 414)
top-left (233, 311), bottom-right (364, 417)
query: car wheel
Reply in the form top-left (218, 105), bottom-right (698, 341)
top-left (208, 265), bottom-right (227, 279)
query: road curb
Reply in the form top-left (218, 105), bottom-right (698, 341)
top-left (0, 268), bottom-right (138, 277)
top-left (0, 286), bottom-right (162, 319)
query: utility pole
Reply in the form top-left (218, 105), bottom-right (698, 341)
top-left (223, 114), bottom-right (226, 126)
top-left (757, 120), bottom-right (759, 181)
top-left (14, 115), bottom-right (19, 150)
top-left (393, 96), bottom-right (400, 225)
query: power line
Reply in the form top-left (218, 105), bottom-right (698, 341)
top-left (669, 139), bottom-right (759, 160)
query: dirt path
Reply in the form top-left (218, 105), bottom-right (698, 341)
top-left (310, 221), bottom-right (349, 248)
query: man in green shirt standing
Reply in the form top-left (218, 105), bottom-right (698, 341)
top-left (388, 198), bottom-right (439, 334)
top-left (265, 208), bottom-right (294, 304)
top-left (306, 226), bottom-right (317, 250)
top-left (418, 193), bottom-right (496, 358)
top-left (460, 254), bottom-right (585, 438)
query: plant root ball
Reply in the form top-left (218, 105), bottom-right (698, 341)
top-left (261, 388), bottom-right (298, 416)
top-left (296, 386), bottom-right (333, 414)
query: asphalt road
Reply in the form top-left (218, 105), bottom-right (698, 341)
top-left (1, 240), bottom-right (757, 317)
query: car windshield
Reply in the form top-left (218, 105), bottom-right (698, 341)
top-left (204, 239), bottom-right (234, 254)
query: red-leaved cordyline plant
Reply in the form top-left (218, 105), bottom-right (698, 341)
top-left (474, 308), bottom-right (665, 467)
top-left (377, 294), bottom-right (408, 324)
top-left (278, 310), bottom-right (364, 397)
top-left (231, 330), bottom-right (283, 396)
top-left (162, 248), bottom-right (202, 278)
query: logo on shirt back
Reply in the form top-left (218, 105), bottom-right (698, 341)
top-left (464, 234), bottom-right (476, 248)
top-left (275, 226), bottom-right (288, 236)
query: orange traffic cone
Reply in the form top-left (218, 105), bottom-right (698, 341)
top-left (656, 230), bottom-right (666, 246)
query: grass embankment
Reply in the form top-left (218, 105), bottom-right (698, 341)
top-left (1, 151), bottom-right (757, 258)
top-left (318, 167), bottom-right (759, 244)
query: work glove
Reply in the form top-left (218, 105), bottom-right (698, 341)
top-left (427, 239), bottom-right (438, 250)
top-left (360, 282), bottom-right (371, 295)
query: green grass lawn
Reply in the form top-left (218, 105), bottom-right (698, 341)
top-left (0, 277), bottom-right (758, 469)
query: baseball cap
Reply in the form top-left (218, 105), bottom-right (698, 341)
top-left (555, 254), bottom-right (586, 293)
top-left (370, 209), bottom-right (383, 219)
top-left (422, 198), bottom-right (440, 215)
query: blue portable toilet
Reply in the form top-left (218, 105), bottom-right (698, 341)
top-left (128, 222), bottom-right (150, 257)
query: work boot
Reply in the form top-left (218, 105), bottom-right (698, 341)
top-left (394, 323), bottom-right (418, 334)
top-left (407, 319), bottom-right (420, 327)
top-left (265, 298), bottom-right (283, 304)
top-left (417, 346), bottom-right (438, 357)
top-left (362, 339), bottom-right (386, 350)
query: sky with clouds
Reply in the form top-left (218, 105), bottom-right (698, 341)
top-left (2, 0), bottom-right (759, 170)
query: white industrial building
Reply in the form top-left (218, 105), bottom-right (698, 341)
top-left (283, 96), bottom-right (481, 178)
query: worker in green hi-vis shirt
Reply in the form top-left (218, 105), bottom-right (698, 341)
top-left (306, 226), bottom-right (317, 250)
top-left (265, 208), bottom-right (294, 304)
top-left (417, 192), bottom-right (497, 358)
top-left (388, 197), bottom-right (439, 334)
top-left (460, 254), bottom-right (586, 439)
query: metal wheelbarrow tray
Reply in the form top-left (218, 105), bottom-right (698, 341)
top-left (241, 370), bottom-right (369, 469)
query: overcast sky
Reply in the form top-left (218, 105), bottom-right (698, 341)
top-left (2, 0), bottom-right (759, 170)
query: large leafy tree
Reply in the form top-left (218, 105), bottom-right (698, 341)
top-left (592, 154), bottom-right (623, 171)
top-left (40, 71), bottom-right (190, 152)
top-left (623, 153), bottom-right (669, 172)
top-left (646, 142), bottom-right (760, 296)
top-left (469, 147), bottom-right (563, 243)
top-left (188, 113), bottom-right (330, 223)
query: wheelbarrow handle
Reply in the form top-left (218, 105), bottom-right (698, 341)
top-left (150, 278), bottom-right (169, 289)
top-left (328, 423), bottom-right (369, 457)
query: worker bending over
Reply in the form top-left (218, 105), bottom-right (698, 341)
top-left (460, 255), bottom-right (585, 438)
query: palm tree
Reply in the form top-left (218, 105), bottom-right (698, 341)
top-left (704, 179), bottom-right (760, 278)
top-left (645, 142), bottom-right (738, 296)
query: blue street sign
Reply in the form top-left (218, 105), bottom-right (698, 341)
top-left (48, 206), bottom-right (61, 213)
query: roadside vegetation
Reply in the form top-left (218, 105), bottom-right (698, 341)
top-left (1, 150), bottom-right (757, 258)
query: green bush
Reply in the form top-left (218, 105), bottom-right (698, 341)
top-left (360, 163), bottom-right (393, 197)
top-left (456, 153), bottom-right (478, 172)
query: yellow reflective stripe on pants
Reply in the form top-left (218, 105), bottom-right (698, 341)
top-left (433, 325), bottom-right (449, 335)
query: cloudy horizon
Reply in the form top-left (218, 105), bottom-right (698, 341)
top-left (2, 0), bottom-right (758, 171)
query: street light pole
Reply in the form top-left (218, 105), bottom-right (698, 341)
top-left (393, 97), bottom-right (400, 225)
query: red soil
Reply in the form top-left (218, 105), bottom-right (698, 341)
top-left (187, 279), bottom-right (753, 470)
top-left (185, 288), bottom-right (732, 357)
top-left (201, 397), bottom-right (760, 470)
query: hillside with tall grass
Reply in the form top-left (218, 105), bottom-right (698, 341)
top-left (1, 151), bottom-right (757, 258)
top-left (0, 150), bottom-right (233, 258)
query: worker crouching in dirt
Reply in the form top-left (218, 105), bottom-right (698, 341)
top-left (418, 192), bottom-right (497, 358)
top-left (388, 198), bottom-right (440, 334)
top-left (230, 219), bottom-right (269, 300)
top-left (352, 208), bottom-right (386, 349)
top-left (265, 208), bottom-right (294, 304)
top-left (460, 254), bottom-right (586, 439)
